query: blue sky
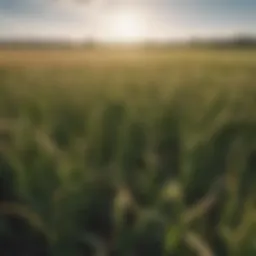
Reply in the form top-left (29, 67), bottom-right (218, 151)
top-left (0, 0), bottom-right (255, 40)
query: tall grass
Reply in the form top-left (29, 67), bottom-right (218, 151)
top-left (0, 49), bottom-right (255, 255)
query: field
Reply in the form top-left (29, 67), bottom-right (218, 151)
top-left (0, 48), bottom-right (256, 256)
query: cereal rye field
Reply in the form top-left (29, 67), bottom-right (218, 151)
top-left (0, 48), bottom-right (256, 256)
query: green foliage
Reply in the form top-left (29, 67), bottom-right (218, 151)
top-left (0, 49), bottom-right (255, 255)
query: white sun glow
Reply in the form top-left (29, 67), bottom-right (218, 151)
top-left (100, 10), bottom-right (147, 43)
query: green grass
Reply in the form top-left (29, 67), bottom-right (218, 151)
top-left (0, 48), bottom-right (255, 256)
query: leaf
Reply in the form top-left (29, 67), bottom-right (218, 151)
top-left (165, 225), bottom-right (182, 253)
top-left (184, 231), bottom-right (214, 256)
top-left (182, 177), bottom-right (224, 224)
top-left (0, 202), bottom-right (53, 240)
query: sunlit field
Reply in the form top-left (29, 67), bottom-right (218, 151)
top-left (0, 48), bottom-right (256, 256)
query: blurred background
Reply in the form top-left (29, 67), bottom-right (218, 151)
top-left (0, 0), bottom-right (256, 255)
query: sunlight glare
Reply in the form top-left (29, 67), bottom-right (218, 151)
top-left (103, 11), bottom-right (147, 43)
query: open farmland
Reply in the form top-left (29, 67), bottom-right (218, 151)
top-left (0, 48), bottom-right (256, 256)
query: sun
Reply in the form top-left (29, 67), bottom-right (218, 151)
top-left (100, 10), bottom-right (147, 43)
top-left (113, 12), bottom-right (144, 42)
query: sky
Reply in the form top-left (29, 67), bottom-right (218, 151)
top-left (0, 0), bottom-right (256, 41)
